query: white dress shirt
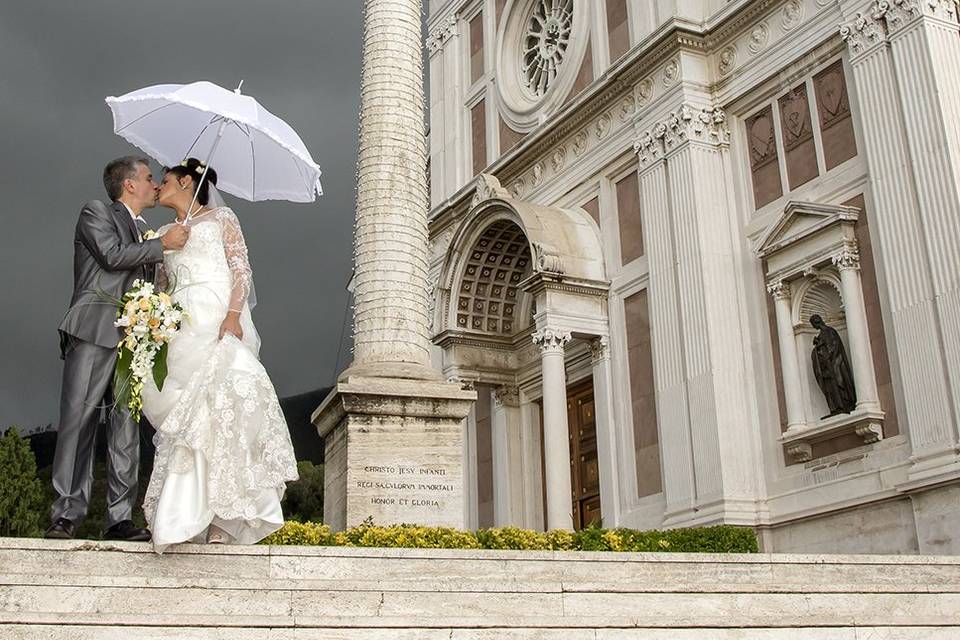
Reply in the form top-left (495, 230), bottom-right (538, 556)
top-left (120, 202), bottom-right (146, 242)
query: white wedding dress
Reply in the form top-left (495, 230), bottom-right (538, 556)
top-left (141, 207), bottom-right (298, 552)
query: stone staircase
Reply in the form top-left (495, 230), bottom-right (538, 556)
top-left (0, 537), bottom-right (958, 638)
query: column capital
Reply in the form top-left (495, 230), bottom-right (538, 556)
top-left (766, 279), bottom-right (791, 300)
top-left (493, 384), bottom-right (520, 408)
top-left (832, 244), bottom-right (861, 271)
top-left (426, 13), bottom-right (458, 56)
top-left (532, 328), bottom-right (571, 355)
top-left (878, 0), bottom-right (959, 34)
top-left (589, 336), bottom-right (610, 364)
top-left (634, 105), bottom-right (729, 167)
top-left (840, 8), bottom-right (888, 56)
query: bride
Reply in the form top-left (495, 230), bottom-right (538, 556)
top-left (141, 157), bottom-right (298, 551)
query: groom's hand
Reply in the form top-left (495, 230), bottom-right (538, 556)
top-left (160, 225), bottom-right (190, 250)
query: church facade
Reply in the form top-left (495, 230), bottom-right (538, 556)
top-left (425, 0), bottom-right (960, 553)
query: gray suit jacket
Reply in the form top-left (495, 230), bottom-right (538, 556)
top-left (58, 200), bottom-right (164, 356)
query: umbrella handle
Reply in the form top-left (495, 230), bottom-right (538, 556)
top-left (184, 119), bottom-right (228, 222)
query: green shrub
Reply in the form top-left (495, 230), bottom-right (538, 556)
top-left (282, 461), bottom-right (324, 523)
top-left (0, 428), bottom-right (46, 537)
top-left (261, 519), bottom-right (758, 553)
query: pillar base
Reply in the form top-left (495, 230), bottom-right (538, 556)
top-left (313, 375), bottom-right (476, 531)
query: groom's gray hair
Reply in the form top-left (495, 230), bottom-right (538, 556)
top-left (103, 155), bottom-right (151, 201)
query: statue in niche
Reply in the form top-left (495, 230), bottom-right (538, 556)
top-left (810, 314), bottom-right (857, 417)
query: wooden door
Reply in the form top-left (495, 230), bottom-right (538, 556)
top-left (567, 381), bottom-right (601, 530)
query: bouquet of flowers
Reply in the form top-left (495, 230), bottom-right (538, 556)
top-left (112, 279), bottom-right (186, 422)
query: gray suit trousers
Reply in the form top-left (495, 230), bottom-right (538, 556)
top-left (50, 338), bottom-right (139, 527)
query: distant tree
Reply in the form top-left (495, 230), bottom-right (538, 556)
top-left (282, 461), bottom-right (324, 522)
top-left (0, 427), bottom-right (46, 537)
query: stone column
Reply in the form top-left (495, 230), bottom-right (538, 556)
top-left (491, 384), bottom-right (524, 526)
top-left (634, 133), bottom-right (696, 520)
top-left (533, 328), bottom-right (573, 530)
top-left (767, 280), bottom-right (807, 432)
top-left (833, 246), bottom-right (882, 412)
top-left (841, 6), bottom-right (957, 482)
top-left (635, 103), bottom-right (765, 526)
top-left (590, 337), bottom-right (621, 525)
top-left (313, 0), bottom-right (476, 531)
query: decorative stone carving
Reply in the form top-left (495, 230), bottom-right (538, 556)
top-left (534, 242), bottom-right (565, 275)
top-left (856, 421), bottom-right (884, 444)
top-left (522, 0), bottom-right (574, 97)
top-left (786, 442), bottom-right (813, 463)
top-left (635, 105), bottom-right (729, 166)
top-left (719, 45), bottom-right (738, 76)
top-left (471, 173), bottom-right (511, 208)
top-left (839, 9), bottom-right (887, 54)
top-left (636, 78), bottom-right (654, 106)
top-left (532, 328), bottom-right (571, 354)
top-left (663, 59), bottom-right (680, 87)
top-left (766, 279), bottom-right (790, 300)
top-left (493, 384), bottom-right (521, 408)
top-left (781, 0), bottom-right (804, 30)
top-left (748, 23), bottom-right (770, 54)
top-left (427, 13), bottom-right (458, 55)
top-left (619, 96), bottom-right (636, 122)
top-left (510, 177), bottom-right (526, 199)
top-left (572, 129), bottom-right (588, 156)
top-left (832, 245), bottom-right (861, 271)
top-left (532, 161), bottom-right (544, 186)
top-left (589, 336), bottom-right (610, 363)
top-left (595, 113), bottom-right (612, 139)
top-left (551, 146), bottom-right (567, 172)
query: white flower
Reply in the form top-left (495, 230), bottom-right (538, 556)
top-left (143, 229), bottom-right (158, 240)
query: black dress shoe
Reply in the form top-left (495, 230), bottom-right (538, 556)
top-left (103, 520), bottom-right (151, 542)
top-left (44, 518), bottom-right (76, 539)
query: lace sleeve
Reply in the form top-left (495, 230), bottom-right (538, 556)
top-left (217, 209), bottom-right (253, 313)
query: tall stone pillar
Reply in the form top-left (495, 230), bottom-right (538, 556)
top-left (533, 328), bottom-right (574, 530)
top-left (491, 385), bottom-right (524, 526)
top-left (314, 0), bottom-right (476, 531)
top-left (833, 246), bottom-right (882, 412)
top-left (589, 337), bottom-right (622, 525)
top-left (841, 3), bottom-right (960, 484)
top-left (767, 280), bottom-right (807, 432)
top-left (635, 103), bottom-right (765, 526)
top-left (634, 136), bottom-right (696, 521)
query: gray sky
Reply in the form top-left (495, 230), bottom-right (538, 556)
top-left (0, 1), bottom-right (363, 430)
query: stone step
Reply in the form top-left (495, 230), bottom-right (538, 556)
top-left (0, 538), bottom-right (958, 638)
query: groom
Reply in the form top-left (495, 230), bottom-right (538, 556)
top-left (46, 156), bottom-right (189, 540)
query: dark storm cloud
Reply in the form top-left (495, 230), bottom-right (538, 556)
top-left (0, 1), bottom-right (362, 430)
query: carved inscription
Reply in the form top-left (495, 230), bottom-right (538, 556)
top-left (357, 465), bottom-right (454, 510)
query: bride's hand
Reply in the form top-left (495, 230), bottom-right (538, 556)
top-left (218, 312), bottom-right (243, 341)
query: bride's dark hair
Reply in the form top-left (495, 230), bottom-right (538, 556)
top-left (164, 157), bottom-right (218, 205)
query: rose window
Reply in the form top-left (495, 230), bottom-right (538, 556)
top-left (522, 0), bottom-right (573, 97)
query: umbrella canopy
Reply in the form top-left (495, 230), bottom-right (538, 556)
top-left (106, 81), bottom-right (323, 203)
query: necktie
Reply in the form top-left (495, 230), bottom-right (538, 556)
top-left (134, 218), bottom-right (148, 243)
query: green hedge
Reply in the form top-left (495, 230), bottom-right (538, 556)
top-left (261, 520), bottom-right (758, 553)
top-left (0, 428), bottom-right (46, 537)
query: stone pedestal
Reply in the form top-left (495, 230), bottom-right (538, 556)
top-left (314, 376), bottom-right (475, 530)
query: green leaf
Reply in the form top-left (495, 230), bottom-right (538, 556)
top-left (153, 342), bottom-right (169, 391)
top-left (113, 346), bottom-right (133, 412)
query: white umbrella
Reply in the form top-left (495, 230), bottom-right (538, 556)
top-left (105, 81), bottom-right (323, 207)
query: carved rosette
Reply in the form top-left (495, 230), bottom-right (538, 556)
top-left (832, 245), bottom-right (861, 271)
top-left (494, 384), bottom-right (521, 408)
top-left (589, 336), bottom-right (610, 363)
top-left (766, 279), bottom-right (791, 300)
top-left (532, 328), bottom-right (571, 355)
top-left (427, 14), bottom-right (458, 55)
